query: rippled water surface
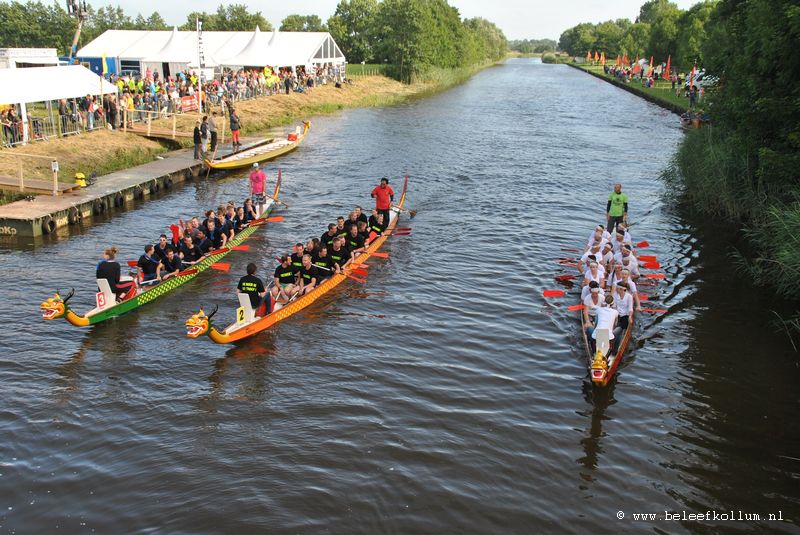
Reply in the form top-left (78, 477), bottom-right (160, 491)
top-left (1, 59), bottom-right (798, 534)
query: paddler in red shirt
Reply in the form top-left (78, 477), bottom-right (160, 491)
top-left (249, 163), bottom-right (267, 218)
top-left (370, 177), bottom-right (394, 227)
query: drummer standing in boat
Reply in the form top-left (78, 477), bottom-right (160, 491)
top-left (606, 183), bottom-right (628, 234)
top-left (249, 164), bottom-right (267, 218)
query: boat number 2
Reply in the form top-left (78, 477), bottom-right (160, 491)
top-left (236, 306), bottom-right (246, 324)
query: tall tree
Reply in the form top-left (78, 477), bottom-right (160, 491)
top-left (179, 4), bottom-right (272, 31)
top-left (280, 14), bottom-right (327, 32)
top-left (327, 0), bottom-right (379, 63)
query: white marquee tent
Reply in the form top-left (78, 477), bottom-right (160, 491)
top-left (77, 28), bottom-right (346, 79)
top-left (0, 64), bottom-right (116, 105)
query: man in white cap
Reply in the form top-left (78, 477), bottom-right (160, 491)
top-left (249, 163), bottom-right (267, 218)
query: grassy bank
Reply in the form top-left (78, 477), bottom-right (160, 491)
top-left (571, 63), bottom-right (695, 113)
top-left (0, 132), bottom-right (168, 185)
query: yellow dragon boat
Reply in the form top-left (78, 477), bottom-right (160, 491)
top-left (204, 121), bottom-right (310, 171)
top-left (186, 176), bottom-right (409, 344)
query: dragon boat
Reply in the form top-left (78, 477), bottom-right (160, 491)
top-left (204, 121), bottom-right (310, 171)
top-left (185, 176), bottom-right (409, 344)
top-left (40, 174), bottom-right (283, 327)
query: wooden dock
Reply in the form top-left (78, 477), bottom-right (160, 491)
top-left (0, 138), bottom-right (263, 239)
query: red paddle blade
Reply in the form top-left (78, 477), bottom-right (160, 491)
top-left (231, 245), bottom-right (250, 251)
top-left (353, 263), bottom-right (369, 269)
top-left (642, 261), bottom-right (661, 269)
top-left (347, 274), bottom-right (367, 283)
top-left (543, 290), bottom-right (566, 298)
top-left (643, 273), bottom-right (665, 279)
top-left (567, 304), bottom-right (585, 311)
top-left (209, 247), bottom-right (230, 256)
top-left (371, 252), bottom-right (389, 258)
top-left (636, 241), bottom-right (650, 248)
top-left (351, 268), bottom-right (369, 277)
top-left (127, 260), bottom-right (138, 268)
top-left (210, 262), bottom-right (231, 272)
top-left (395, 227), bottom-right (412, 232)
top-left (177, 268), bottom-right (198, 277)
top-left (641, 308), bottom-right (668, 313)
top-left (637, 255), bottom-right (657, 262)
top-left (555, 274), bottom-right (577, 281)
top-left (392, 231), bottom-right (411, 236)
top-left (638, 294), bottom-right (650, 301)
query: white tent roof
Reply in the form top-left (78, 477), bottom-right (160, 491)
top-left (0, 65), bottom-right (117, 104)
top-left (77, 29), bottom-right (346, 67)
top-left (140, 27), bottom-right (218, 66)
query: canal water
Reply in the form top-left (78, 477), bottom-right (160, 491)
top-left (1, 58), bottom-right (798, 533)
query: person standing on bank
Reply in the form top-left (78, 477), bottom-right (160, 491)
top-left (208, 111), bottom-right (218, 153)
top-left (606, 183), bottom-right (628, 234)
top-left (193, 120), bottom-right (202, 160)
top-left (229, 107), bottom-right (241, 151)
top-left (200, 115), bottom-right (209, 159)
top-left (371, 177), bottom-right (394, 228)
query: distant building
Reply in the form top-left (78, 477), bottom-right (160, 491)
top-left (76, 27), bottom-right (346, 79)
top-left (0, 48), bottom-right (61, 69)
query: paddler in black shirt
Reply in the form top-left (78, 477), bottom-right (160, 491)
top-left (297, 254), bottom-right (319, 296)
top-left (320, 223), bottom-right (338, 249)
top-left (153, 234), bottom-right (170, 262)
top-left (368, 210), bottom-right (387, 238)
top-left (137, 245), bottom-right (161, 283)
top-left (271, 255), bottom-right (298, 303)
top-left (238, 262), bottom-right (267, 314)
top-left (205, 219), bottom-right (227, 250)
top-left (327, 237), bottom-right (347, 274)
top-left (345, 225), bottom-right (366, 261)
top-left (159, 247), bottom-right (182, 280)
top-left (180, 235), bottom-right (202, 264)
top-left (335, 216), bottom-right (347, 238)
top-left (354, 205), bottom-right (368, 226)
top-left (194, 231), bottom-right (212, 256)
top-left (344, 211), bottom-right (359, 234)
top-left (312, 246), bottom-right (332, 281)
top-left (290, 243), bottom-right (304, 275)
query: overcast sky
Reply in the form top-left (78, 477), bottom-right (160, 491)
top-left (113, 0), bottom-right (702, 41)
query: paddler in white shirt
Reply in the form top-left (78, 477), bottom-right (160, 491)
top-left (579, 244), bottom-right (603, 273)
top-left (613, 283), bottom-right (634, 339)
top-left (587, 225), bottom-right (610, 250)
top-left (581, 280), bottom-right (605, 302)
top-left (583, 285), bottom-right (604, 320)
top-left (583, 260), bottom-right (606, 289)
top-left (617, 268), bottom-right (642, 311)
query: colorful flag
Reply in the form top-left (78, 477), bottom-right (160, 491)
top-left (622, 52), bottom-right (629, 66)
top-left (600, 51), bottom-right (606, 66)
top-left (664, 55), bottom-right (671, 80)
top-left (586, 50), bottom-right (591, 62)
top-left (101, 52), bottom-right (108, 75)
top-left (594, 51), bottom-right (599, 62)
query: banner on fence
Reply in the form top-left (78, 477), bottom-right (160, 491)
top-left (181, 96), bottom-right (199, 112)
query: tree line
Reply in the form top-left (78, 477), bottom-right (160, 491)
top-left (0, 0), bottom-right (507, 82)
top-left (558, 0), bottom-right (716, 70)
top-left (508, 39), bottom-right (557, 54)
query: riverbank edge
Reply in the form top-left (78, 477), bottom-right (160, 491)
top-left (567, 63), bottom-right (685, 115)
